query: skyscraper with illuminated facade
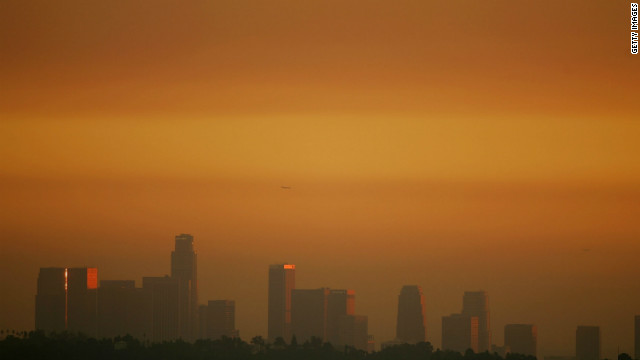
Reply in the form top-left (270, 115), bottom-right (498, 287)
top-left (268, 264), bottom-right (295, 342)
top-left (462, 291), bottom-right (491, 352)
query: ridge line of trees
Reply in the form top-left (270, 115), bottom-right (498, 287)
top-left (1, 330), bottom-right (617, 360)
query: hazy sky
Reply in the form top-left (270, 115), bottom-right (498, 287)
top-left (1, 0), bottom-right (639, 358)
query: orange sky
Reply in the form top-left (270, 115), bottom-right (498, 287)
top-left (1, 0), bottom-right (639, 357)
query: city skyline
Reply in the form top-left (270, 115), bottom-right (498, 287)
top-left (1, 0), bottom-right (639, 359)
top-left (24, 235), bottom-right (640, 358)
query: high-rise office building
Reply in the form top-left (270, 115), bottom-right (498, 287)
top-left (143, 276), bottom-right (181, 342)
top-left (35, 267), bottom-right (98, 336)
top-left (396, 285), bottom-right (427, 343)
top-left (327, 289), bottom-right (355, 345)
top-left (576, 326), bottom-right (600, 360)
top-left (171, 234), bottom-right (197, 340)
top-left (635, 316), bottom-right (640, 360)
top-left (442, 313), bottom-right (479, 353)
top-left (206, 300), bottom-right (239, 339)
top-left (97, 280), bottom-right (147, 340)
top-left (35, 268), bottom-right (66, 332)
top-left (504, 324), bottom-right (537, 357)
top-left (462, 291), bottom-right (491, 352)
top-left (268, 264), bottom-right (295, 342)
top-left (338, 315), bottom-right (369, 351)
top-left (291, 288), bottom-right (330, 342)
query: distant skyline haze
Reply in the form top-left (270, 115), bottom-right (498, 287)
top-left (1, 0), bottom-right (639, 358)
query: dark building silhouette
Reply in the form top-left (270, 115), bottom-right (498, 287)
top-left (462, 291), bottom-right (491, 352)
top-left (143, 276), bottom-right (181, 342)
top-left (504, 324), bottom-right (537, 357)
top-left (291, 288), bottom-right (330, 342)
top-left (635, 316), bottom-right (640, 360)
top-left (442, 313), bottom-right (478, 353)
top-left (338, 315), bottom-right (368, 351)
top-left (97, 280), bottom-right (147, 340)
top-left (396, 285), bottom-right (426, 343)
top-left (576, 326), bottom-right (600, 360)
top-left (171, 234), bottom-right (197, 340)
top-left (35, 267), bottom-right (98, 336)
top-left (268, 264), bottom-right (295, 342)
top-left (205, 300), bottom-right (239, 339)
top-left (66, 267), bottom-right (98, 337)
top-left (35, 268), bottom-right (66, 332)
top-left (327, 289), bottom-right (355, 345)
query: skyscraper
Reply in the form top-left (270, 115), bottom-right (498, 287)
top-left (143, 276), bottom-right (181, 342)
top-left (268, 264), bottom-right (295, 342)
top-left (462, 291), bottom-right (491, 352)
top-left (66, 267), bottom-right (98, 337)
top-left (291, 288), bottom-right (330, 342)
top-left (35, 268), bottom-right (66, 332)
top-left (327, 289), bottom-right (355, 345)
top-left (442, 313), bottom-right (479, 353)
top-left (35, 267), bottom-right (98, 336)
top-left (396, 285), bottom-right (426, 344)
top-left (338, 315), bottom-right (369, 351)
top-left (635, 316), bottom-right (640, 360)
top-left (171, 234), bottom-right (197, 340)
top-left (206, 300), bottom-right (239, 339)
top-left (576, 326), bottom-right (600, 360)
top-left (97, 280), bottom-right (147, 339)
top-left (504, 324), bottom-right (537, 357)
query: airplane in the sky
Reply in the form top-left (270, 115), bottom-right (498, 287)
top-left (280, 186), bottom-right (292, 190)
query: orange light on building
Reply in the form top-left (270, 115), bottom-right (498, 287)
top-left (86, 268), bottom-right (98, 289)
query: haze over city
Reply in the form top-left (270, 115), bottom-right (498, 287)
top-left (1, 1), bottom-right (639, 359)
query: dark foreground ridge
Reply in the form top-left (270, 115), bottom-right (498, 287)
top-left (0, 331), bottom-right (541, 360)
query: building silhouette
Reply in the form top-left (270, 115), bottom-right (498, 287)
top-left (171, 234), bottom-right (198, 340)
top-left (396, 285), bottom-right (426, 343)
top-left (504, 324), bottom-right (537, 357)
top-left (35, 267), bottom-right (98, 336)
top-left (97, 280), bottom-right (147, 340)
top-left (143, 276), bottom-right (181, 342)
top-left (462, 291), bottom-right (491, 352)
top-left (338, 315), bottom-right (369, 351)
top-left (291, 288), bottom-right (330, 342)
top-left (635, 316), bottom-right (640, 360)
top-left (576, 326), bottom-right (600, 360)
top-left (327, 289), bottom-right (355, 345)
top-left (442, 313), bottom-right (479, 353)
top-left (205, 300), bottom-right (239, 339)
top-left (35, 268), bottom-right (66, 332)
top-left (268, 264), bottom-right (295, 342)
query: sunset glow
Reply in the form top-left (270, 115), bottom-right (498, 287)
top-left (1, 0), bottom-right (638, 358)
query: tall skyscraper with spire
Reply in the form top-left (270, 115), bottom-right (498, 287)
top-left (462, 291), bottom-right (491, 352)
top-left (171, 234), bottom-right (197, 340)
top-left (268, 264), bottom-right (295, 342)
top-left (395, 285), bottom-right (427, 343)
